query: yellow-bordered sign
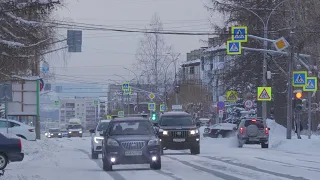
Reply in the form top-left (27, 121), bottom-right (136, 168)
top-left (226, 91), bottom-right (238, 102)
top-left (257, 87), bottom-right (272, 101)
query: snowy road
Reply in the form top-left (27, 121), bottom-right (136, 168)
top-left (3, 136), bottom-right (320, 180)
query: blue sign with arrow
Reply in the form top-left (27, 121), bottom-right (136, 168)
top-left (160, 104), bottom-right (166, 112)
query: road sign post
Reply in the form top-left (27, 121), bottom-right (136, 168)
top-left (54, 100), bottom-right (60, 107)
top-left (292, 71), bottom-right (307, 87)
top-left (67, 30), bottom-right (82, 52)
top-left (231, 26), bottom-right (248, 42)
top-left (148, 103), bottom-right (156, 111)
top-left (149, 93), bottom-right (155, 100)
top-left (273, 37), bottom-right (289, 51)
top-left (118, 111), bottom-right (124, 117)
top-left (217, 101), bottom-right (225, 110)
top-left (122, 82), bottom-right (130, 90)
top-left (227, 41), bottom-right (242, 55)
top-left (93, 99), bottom-right (100, 106)
top-left (226, 91), bottom-right (238, 102)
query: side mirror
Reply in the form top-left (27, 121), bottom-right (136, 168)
top-left (89, 129), bottom-right (95, 134)
top-left (99, 130), bottom-right (105, 136)
top-left (196, 122), bottom-right (201, 127)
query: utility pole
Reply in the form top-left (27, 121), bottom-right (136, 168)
top-left (286, 10), bottom-right (296, 139)
top-left (136, 83), bottom-right (140, 113)
top-left (127, 93), bottom-right (130, 115)
top-left (262, 25), bottom-right (268, 123)
top-left (34, 49), bottom-right (41, 140)
top-left (154, 33), bottom-right (158, 92)
top-left (308, 92), bottom-right (311, 139)
top-left (4, 83), bottom-right (8, 134)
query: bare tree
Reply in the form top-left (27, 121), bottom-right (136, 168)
top-left (135, 13), bottom-right (175, 94)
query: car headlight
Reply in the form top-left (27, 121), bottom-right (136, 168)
top-left (51, 133), bottom-right (54, 135)
top-left (58, 133), bottom-right (61, 135)
top-left (106, 139), bottom-right (119, 146)
top-left (148, 139), bottom-right (160, 146)
top-left (79, 131), bottom-right (82, 133)
top-left (162, 131), bottom-right (168, 135)
top-left (190, 129), bottom-right (199, 135)
top-left (45, 133), bottom-right (48, 136)
top-left (69, 131), bottom-right (71, 133)
top-left (94, 136), bottom-right (104, 143)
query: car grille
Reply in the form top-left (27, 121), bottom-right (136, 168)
top-left (121, 141), bottom-right (145, 150)
top-left (170, 130), bottom-right (189, 138)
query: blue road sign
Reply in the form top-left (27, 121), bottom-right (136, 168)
top-left (42, 67), bottom-right (49, 72)
top-left (118, 111), bottom-right (124, 117)
top-left (217, 101), bottom-right (225, 109)
top-left (122, 82), bottom-right (129, 90)
top-left (160, 104), bottom-right (166, 112)
top-left (303, 77), bottom-right (317, 92)
top-left (148, 103), bottom-right (155, 111)
top-left (292, 71), bottom-right (307, 87)
top-left (232, 26), bottom-right (248, 42)
top-left (93, 99), bottom-right (100, 106)
top-left (227, 41), bottom-right (242, 55)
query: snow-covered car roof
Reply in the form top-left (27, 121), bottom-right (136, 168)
top-left (160, 111), bottom-right (191, 117)
top-left (209, 123), bottom-right (237, 130)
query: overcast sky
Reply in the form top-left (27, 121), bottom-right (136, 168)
top-left (45, 0), bottom-right (223, 85)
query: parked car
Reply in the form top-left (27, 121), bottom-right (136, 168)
top-left (0, 133), bottom-right (24, 170)
top-left (0, 119), bottom-right (36, 141)
top-left (203, 123), bottom-right (237, 138)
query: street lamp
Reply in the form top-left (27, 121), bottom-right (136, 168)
top-left (215, 0), bottom-right (292, 138)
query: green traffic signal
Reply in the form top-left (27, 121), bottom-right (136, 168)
top-left (151, 112), bottom-right (157, 120)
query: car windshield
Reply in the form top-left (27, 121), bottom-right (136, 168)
top-left (97, 122), bottom-right (109, 131)
top-left (244, 120), bottom-right (264, 128)
top-left (159, 116), bottom-right (193, 126)
top-left (68, 125), bottom-right (82, 129)
top-left (49, 129), bottom-right (59, 132)
top-left (108, 121), bottom-right (154, 136)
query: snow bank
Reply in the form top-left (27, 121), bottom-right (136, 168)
top-left (20, 136), bottom-right (63, 163)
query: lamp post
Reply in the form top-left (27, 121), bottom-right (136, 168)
top-left (216, 0), bottom-right (292, 138)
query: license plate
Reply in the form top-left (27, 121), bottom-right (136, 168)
top-left (125, 151), bottom-right (142, 156)
top-left (173, 138), bottom-right (185, 142)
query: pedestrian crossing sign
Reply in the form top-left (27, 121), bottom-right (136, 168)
top-left (148, 103), bottom-right (156, 111)
top-left (118, 111), bottom-right (124, 117)
top-left (226, 91), bottom-right (238, 102)
top-left (292, 71), bottom-right (307, 87)
top-left (232, 26), bottom-right (248, 42)
top-left (122, 82), bottom-right (130, 90)
top-left (303, 77), bottom-right (317, 92)
top-left (227, 41), bottom-right (242, 55)
top-left (257, 87), bottom-right (272, 101)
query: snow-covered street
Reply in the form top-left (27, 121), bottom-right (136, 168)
top-left (3, 122), bottom-right (320, 180)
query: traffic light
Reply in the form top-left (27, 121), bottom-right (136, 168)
top-left (293, 92), bottom-right (303, 112)
top-left (151, 112), bottom-right (157, 121)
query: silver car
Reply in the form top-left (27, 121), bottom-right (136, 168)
top-left (236, 118), bottom-right (270, 148)
top-left (90, 120), bottom-right (111, 159)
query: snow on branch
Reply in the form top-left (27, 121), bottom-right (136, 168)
top-left (5, 12), bottom-right (40, 26)
top-left (0, 38), bottom-right (50, 47)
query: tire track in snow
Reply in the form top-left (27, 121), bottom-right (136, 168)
top-left (203, 156), bottom-right (309, 180)
top-left (77, 149), bottom-right (183, 180)
top-left (76, 149), bottom-right (126, 180)
top-left (164, 155), bottom-right (245, 180)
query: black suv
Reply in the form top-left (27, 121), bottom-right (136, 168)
top-left (100, 117), bottom-right (161, 171)
top-left (156, 111), bottom-right (200, 155)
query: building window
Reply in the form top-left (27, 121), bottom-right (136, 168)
top-left (190, 66), bottom-right (195, 74)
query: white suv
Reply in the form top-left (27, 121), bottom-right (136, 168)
top-left (90, 120), bottom-right (111, 159)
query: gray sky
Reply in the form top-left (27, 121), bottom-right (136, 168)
top-left (46, 0), bottom-right (222, 85)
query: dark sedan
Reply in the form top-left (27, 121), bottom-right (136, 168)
top-left (0, 133), bottom-right (24, 170)
top-left (47, 128), bottom-right (62, 138)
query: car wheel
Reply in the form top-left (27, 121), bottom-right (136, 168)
top-left (91, 149), bottom-right (99, 159)
top-left (150, 156), bottom-right (161, 170)
top-left (102, 158), bottom-right (112, 171)
top-left (0, 153), bottom-right (8, 170)
top-left (261, 142), bottom-right (269, 148)
top-left (190, 146), bottom-right (200, 155)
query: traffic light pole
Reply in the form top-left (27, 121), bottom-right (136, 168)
top-left (308, 92), bottom-right (311, 139)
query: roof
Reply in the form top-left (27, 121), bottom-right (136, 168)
top-left (100, 119), bottom-right (111, 123)
top-left (112, 117), bottom-right (149, 121)
top-left (160, 111), bottom-right (191, 117)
